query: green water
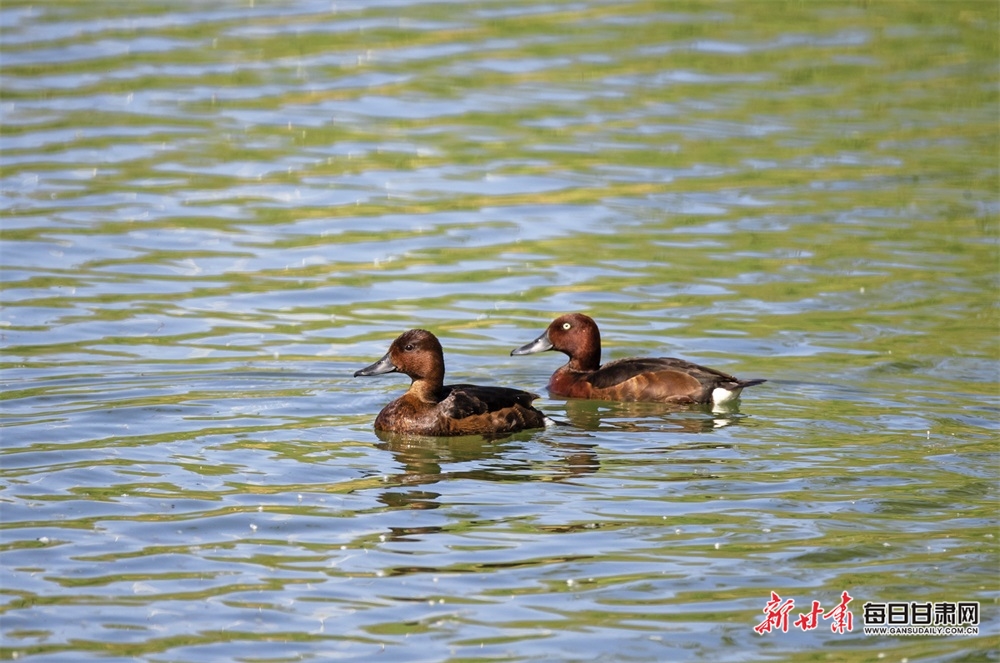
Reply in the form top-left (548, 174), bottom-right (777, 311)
top-left (1, 1), bottom-right (998, 661)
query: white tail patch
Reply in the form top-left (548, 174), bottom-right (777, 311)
top-left (711, 387), bottom-right (742, 407)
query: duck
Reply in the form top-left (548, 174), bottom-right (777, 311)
top-left (511, 313), bottom-right (765, 407)
top-left (354, 329), bottom-right (549, 436)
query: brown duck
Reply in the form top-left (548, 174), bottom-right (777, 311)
top-left (355, 329), bottom-right (549, 436)
top-left (512, 313), bottom-right (765, 406)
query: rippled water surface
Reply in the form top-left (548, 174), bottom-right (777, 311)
top-left (2, 1), bottom-right (998, 661)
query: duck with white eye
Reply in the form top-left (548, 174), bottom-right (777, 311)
top-left (511, 313), bottom-right (765, 408)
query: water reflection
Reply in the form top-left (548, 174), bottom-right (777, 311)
top-left (558, 397), bottom-right (751, 433)
top-left (370, 402), bottom-right (743, 515)
top-left (374, 431), bottom-right (600, 511)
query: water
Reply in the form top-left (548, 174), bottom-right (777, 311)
top-left (1, 1), bottom-right (997, 661)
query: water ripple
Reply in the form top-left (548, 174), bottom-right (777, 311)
top-left (2, 1), bottom-right (997, 661)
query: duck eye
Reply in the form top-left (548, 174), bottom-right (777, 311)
top-left (562, 322), bottom-right (571, 330)
top-left (404, 343), bottom-right (415, 351)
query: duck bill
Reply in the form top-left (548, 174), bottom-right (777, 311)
top-left (510, 331), bottom-right (553, 356)
top-left (354, 352), bottom-right (397, 377)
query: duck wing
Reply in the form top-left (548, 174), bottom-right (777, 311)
top-left (586, 357), bottom-right (731, 389)
top-left (439, 384), bottom-right (540, 419)
top-left (586, 357), bottom-right (764, 404)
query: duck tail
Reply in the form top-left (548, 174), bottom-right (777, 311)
top-left (738, 378), bottom-right (767, 388)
